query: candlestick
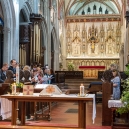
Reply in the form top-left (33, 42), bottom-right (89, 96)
top-left (16, 66), bottom-right (19, 83)
top-left (12, 83), bottom-right (16, 95)
top-left (80, 83), bottom-right (84, 97)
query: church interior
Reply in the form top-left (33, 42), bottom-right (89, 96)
top-left (0, 0), bottom-right (129, 129)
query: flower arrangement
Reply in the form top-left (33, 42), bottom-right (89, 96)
top-left (10, 82), bottom-right (23, 89)
top-left (67, 62), bottom-right (74, 71)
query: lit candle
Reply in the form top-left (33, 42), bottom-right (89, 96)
top-left (12, 83), bottom-right (16, 95)
top-left (80, 83), bottom-right (84, 97)
top-left (16, 66), bottom-right (19, 83)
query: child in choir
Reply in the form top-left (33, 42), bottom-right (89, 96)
top-left (111, 69), bottom-right (121, 100)
top-left (46, 69), bottom-right (55, 84)
top-left (31, 69), bottom-right (38, 84)
top-left (37, 72), bottom-right (44, 84)
top-left (37, 72), bottom-right (48, 84)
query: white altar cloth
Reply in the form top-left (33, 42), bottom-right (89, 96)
top-left (0, 97), bottom-right (12, 120)
top-left (14, 93), bottom-right (96, 124)
top-left (48, 94), bottom-right (96, 124)
top-left (108, 100), bottom-right (125, 108)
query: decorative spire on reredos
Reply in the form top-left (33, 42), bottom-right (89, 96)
top-left (100, 23), bottom-right (105, 38)
top-left (87, 24), bottom-right (99, 53)
top-left (66, 24), bottom-right (71, 38)
top-left (74, 23), bottom-right (80, 31)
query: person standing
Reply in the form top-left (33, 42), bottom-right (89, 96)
top-left (8, 59), bottom-right (17, 77)
top-left (0, 63), bottom-right (9, 83)
top-left (111, 69), bottom-right (121, 100)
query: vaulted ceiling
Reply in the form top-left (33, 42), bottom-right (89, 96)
top-left (65, 0), bottom-right (122, 16)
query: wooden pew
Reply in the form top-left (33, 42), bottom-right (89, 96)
top-left (0, 83), bottom-right (11, 120)
top-left (102, 82), bottom-right (113, 126)
top-left (0, 125), bottom-right (84, 129)
top-left (0, 83), bottom-right (10, 95)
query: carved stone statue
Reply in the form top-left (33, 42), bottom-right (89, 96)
top-left (87, 24), bottom-right (99, 55)
top-left (91, 42), bottom-right (95, 53)
top-left (108, 43), bottom-right (112, 54)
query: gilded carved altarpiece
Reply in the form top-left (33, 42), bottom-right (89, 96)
top-left (66, 22), bottom-right (121, 78)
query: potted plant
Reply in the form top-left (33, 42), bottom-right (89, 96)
top-left (67, 62), bottom-right (74, 71)
top-left (117, 64), bottom-right (129, 114)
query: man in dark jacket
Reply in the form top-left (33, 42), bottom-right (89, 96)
top-left (8, 59), bottom-right (17, 77)
top-left (0, 63), bottom-right (9, 83)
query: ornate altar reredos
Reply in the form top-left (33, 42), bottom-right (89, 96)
top-left (66, 22), bottom-right (121, 78)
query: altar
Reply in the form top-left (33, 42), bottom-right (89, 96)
top-left (79, 66), bottom-right (105, 79)
top-left (1, 93), bottom-right (96, 128)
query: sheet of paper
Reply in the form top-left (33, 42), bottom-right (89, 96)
top-left (35, 84), bottom-right (49, 89)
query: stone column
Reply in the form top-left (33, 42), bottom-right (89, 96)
top-left (3, 27), bottom-right (12, 64)
top-left (1, 0), bottom-right (15, 64)
top-left (54, 50), bottom-right (59, 70)
top-left (45, 0), bottom-right (51, 68)
top-left (12, 0), bottom-right (19, 62)
top-left (124, 11), bottom-right (129, 69)
top-left (53, 3), bottom-right (59, 71)
top-left (62, 20), bottom-right (67, 69)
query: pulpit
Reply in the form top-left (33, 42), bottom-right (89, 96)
top-left (79, 66), bottom-right (105, 79)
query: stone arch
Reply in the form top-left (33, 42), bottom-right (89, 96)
top-left (19, 1), bottom-right (32, 66)
top-left (20, 1), bottom-right (32, 22)
top-left (51, 27), bottom-right (59, 70)
top-left (40, 16), bottom-right (48, 66)
top-left (66, 0), bottom-right (121, 16)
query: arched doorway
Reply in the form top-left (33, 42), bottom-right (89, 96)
top-left (19, 2), bottom-right (32, 67)
top-left (40, 18), bottom-right (48, 67)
